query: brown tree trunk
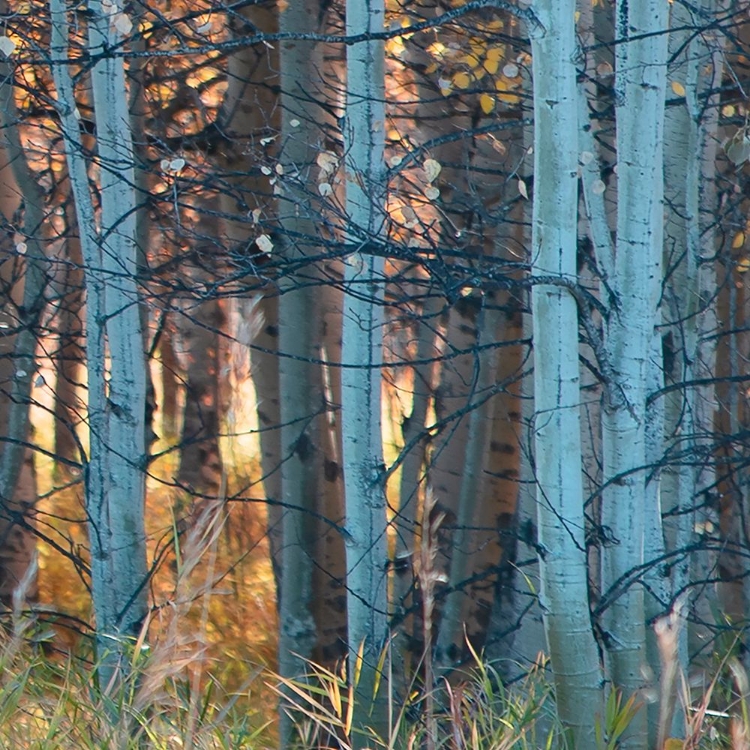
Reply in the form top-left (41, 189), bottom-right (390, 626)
top-left (175, 293), bottom-right (226, 499)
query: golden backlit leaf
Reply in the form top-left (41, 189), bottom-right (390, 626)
top-left (460, 54), bottom-right (481, 69)
top-left (486, 46), bottom-right (503, 63)
top-left (453, 71), bottom-right (471, 90)
top-left (480, 93), bottom-right (495, 115)
top-left (671, 80), bottom-right (686, 97)
top-left (733, 231), bottom-right (746, 249)
top-left (483, 58), bottom-right (499, 75)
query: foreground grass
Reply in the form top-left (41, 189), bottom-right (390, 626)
top-left (2, 603), bottom-right (750, 750)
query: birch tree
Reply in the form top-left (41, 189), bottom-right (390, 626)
top-left (599, 2), bottom-right (667, 744)
top-left (49, 0), bottom-right (148, 679)
top-left (527, 1), bottom-right (604, 745)
top-left (342, 0), bottom-right (389, 738)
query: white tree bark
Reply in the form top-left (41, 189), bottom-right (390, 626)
top-left (600, 0), bottom-right (667, 745)
top-left (49, 0), bottom-right (148, 679)
top-left (528, 2), bottom-right (604, 745)
top-left (341, 0), bottom-right (389, 741)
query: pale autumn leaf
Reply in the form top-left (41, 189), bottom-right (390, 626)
top-left (423, 158), bottom-right (442, 183)
top-left (726, 135), bottom-right (750, 166)
top-left (316, 151), bottom-right (338, 174)
top-left (592, 179), bottom-right (606, 195)
top-left (424, 186), bottom-right (440, 200)
top-left (113, 12), bottom-right (133, 35)
top-left (318, 182), bottom-right (333, 196)
top-left (518, 179), bottom-right (528, 199)
top-left (256, 234), bottom-right (274, 254)
top-left (0, 35), bottom-right (17, 57)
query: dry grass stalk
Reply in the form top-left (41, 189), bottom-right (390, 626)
top-left (654, 602), bottom-right (684, 748)
top-left (417, 487), bottom-right (445, 750)
top-left (127, 496), bottom-right (227, 744)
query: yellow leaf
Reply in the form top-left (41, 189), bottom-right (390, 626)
top-left (470, 39), bottom-right (484, 57)
top-left (738, 257), bottom-right (750, 273)
top-left (733, 231), bottom-right (746, 249)
top-left (663, 739), bottom-right (685, 750)
top-left (483, 58), bottom-right (499, 75)
top-left (486, 46), bottom-right (503, 63)
top-left (480, 94), bottom-right (495, 115)
top-left (495, 77), bottom-right (521, 105)
top-left (453, 71), bottom-right (472, 90)
top-left (671, 80), bottom-right (686, 97)
top-left (461, 53), bottom-right (481, 69)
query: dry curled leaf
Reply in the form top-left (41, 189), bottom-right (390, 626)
top-left (423, 158), bottom-right (441, 183)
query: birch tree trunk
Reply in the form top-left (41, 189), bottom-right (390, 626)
top-left (661, 0), bottom-right (723, 689)
top-left (599, 1), bottom-right (667, 744)
top-left (342, 1), bottom-right (389, 739)
top-left (528, 2), bottom-right (604, 745)
top-left (50, 0), bottom-right (148, 681)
